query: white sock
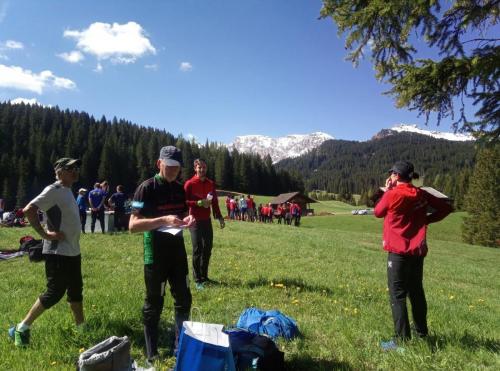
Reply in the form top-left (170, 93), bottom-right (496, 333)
top-left (16, 322), bottom-right (30, 331)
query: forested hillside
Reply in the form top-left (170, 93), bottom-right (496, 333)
top-left (276, 133), bottom-right (476, 208)
top-left (0, 102), bottom-right (303, 210)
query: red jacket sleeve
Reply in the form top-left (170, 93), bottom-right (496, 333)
top-left (184, 179), bottom-right (198, 208)
top-left (374, 191), bottom-right (390, 218)
top-left (211, 183), bottom-right (222, 219)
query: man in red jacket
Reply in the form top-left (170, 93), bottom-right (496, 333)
top-left (184, 159), bottom-right (225, 290)
top-left (374, 161), bottom-right (452, 349)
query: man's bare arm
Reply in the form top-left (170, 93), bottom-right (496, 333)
top-left (23, 203), bottom-right (64, 241)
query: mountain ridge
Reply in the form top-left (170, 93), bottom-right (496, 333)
top-left (228, 124), bottom-right (474, 163)
top-left (228, 131), bottom-right (334, 163)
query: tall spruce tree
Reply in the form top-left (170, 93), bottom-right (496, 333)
top-left (462, 146), bottom-right (500, 247)
top-left (320, 0), bottom-right (500, 141)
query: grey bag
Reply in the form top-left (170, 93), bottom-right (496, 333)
top-left (78, 336), bottom-right (131, 371)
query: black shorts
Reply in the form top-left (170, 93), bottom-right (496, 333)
top-left (39, 254), bottom-right (83, 309)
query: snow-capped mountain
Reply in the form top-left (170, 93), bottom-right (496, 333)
top-left (373, 124), bottom-right (474, 141)
top-left (228, 132), bottom-right (334, 163)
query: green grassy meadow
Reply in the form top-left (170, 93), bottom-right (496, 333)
top-left (0, 212), bottom-right (499, 370)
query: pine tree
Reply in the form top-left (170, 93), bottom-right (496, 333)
top-left (462, 146), bottom-right (500, 247)
top-left (320, 0), bottom-right (500, 141)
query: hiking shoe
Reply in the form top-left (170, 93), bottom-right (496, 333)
top-left (195, 282), bottom-right (205, 290)
top-left (380, 339), bottom-right (404, 352)
top-left (8, 326), bottom-right (15, 340)
top-left (13, 327), bottom-right (30, 347)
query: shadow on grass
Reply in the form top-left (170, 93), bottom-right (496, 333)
top-left (286, 355), bottom-right (354, 370)
top-left (220, 276), bottom-right (335, 296)
top-left (426, 332), bottom-right (500, 353)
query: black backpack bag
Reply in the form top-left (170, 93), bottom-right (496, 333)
top-left (226, 328), bottom-right (285, 371)
top-left (19, 237), bottom-right (44, 262)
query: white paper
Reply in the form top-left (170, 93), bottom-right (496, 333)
top-left (183, 321), bottom-right (229, 347)
top-left (157, 225), bottom-right (186, 235)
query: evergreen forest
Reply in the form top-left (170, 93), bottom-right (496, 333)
top-left (0, 102), bottom-right (478, 212)
top-left (0, 102), bottom-right (304, 210)
top-left (276, 133), bottom-right (476, 209)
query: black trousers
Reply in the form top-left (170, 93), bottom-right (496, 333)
top-left (39, 254), bottom-right (83, 309)
top-left (143, 245), bottom-right (192, 357)
top-left (79, 211), bottom-right (87, 232)
top-left (190, 219), bottom-right (214, 283)
top-left (91, 208), bottom-right (105, 233)
top-left (113, 210), bottom-right (127, 231)
top-left (387, 252), bottom-right (428, 340)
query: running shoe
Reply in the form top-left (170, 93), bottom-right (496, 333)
top-left (380, 339), bottom-right (404, 352)
top-left (10, 326), bottom-right (30, 347)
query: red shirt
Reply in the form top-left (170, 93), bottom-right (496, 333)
top-left (184, 175), bottom-right (222, 221)
top-left (246, 197), bottom-right (254, 209)
top-left (374, 183), bottom-right (452, 256)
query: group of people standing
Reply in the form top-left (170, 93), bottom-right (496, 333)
top-left (258, 202), bottom-right (302, 226)
top-left (225, 194), bottom-right (256, 221)
top-left (9, 147), bottom-right (227, 365)
top-left (8, 148), bottom-right (453, 362)
top-left (225, 196), bottom-right (302, 226)
top-left (75, 182), bottom-right (129, 233)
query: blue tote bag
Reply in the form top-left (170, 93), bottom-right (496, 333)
top-left (175, 321), bottom-right (236, 371)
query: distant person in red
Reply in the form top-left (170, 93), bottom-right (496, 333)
top-left (246, 195), bottom-right (255, 222)
top-left (225, 196), bottom-right (231, 218)
top-left (292, 202), bottom-right (302, 227)
top-left (285, 203), bottom-right (292, 225)
top-left (229, 197), bottom-right (237, 220)
top-left (276, 204), bottom-right (283, 224)
top-left (267, 203), bottom-right (274, 223)
top-left (261, 204), bottom-right (268, 223)
top-left (374, 161), bottom-right (452, 350)
top-left (184, 159), bottom-right (225, 290)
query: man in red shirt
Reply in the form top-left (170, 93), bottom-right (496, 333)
top-left (374, 161), bottom-right (452, 348)
top-left (184, 159), bottom-right (225, 290)
top-left (246, 195), bottom-right (255, 222)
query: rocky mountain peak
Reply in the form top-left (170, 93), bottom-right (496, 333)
top-left (228, 132), bottom-right (334, 163)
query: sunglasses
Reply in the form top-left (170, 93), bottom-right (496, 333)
top-left (63, 166), bottom-right (80, 172)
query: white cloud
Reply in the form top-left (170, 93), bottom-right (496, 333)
top-left (58, 50), bottom-right (84, 63)
top-left (10, 97), bottom-right (50, 107)
top-left (0, 64), bottom-right (76, 94)
top-left (64, 21), bottom-right (156, 64)
top-left (144, 63), bottom-right (158, 71)
top-left (179, 62), bottom-right (192, 72)
top-left (5, 40), bottom-right (23, 49)
top-left (94, 62), bottom-right (103, 73)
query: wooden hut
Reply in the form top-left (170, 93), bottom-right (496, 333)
top-left (268, 192), bottom-right (317, 215)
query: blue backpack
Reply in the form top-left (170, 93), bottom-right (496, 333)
top-left (236, 308), bottom-right (299, 341)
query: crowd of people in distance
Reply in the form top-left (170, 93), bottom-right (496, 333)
top-left (225, 195), bottom-right (302, 226)
top-left (75, 181), bottom-right (131, 233)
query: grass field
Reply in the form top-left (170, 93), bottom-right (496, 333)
top-left (0, 212), bottom-right (499, 370)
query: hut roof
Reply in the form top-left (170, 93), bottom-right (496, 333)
top-left (269, 192), bottom-right (317, 205)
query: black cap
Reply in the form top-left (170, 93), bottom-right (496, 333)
top-left (389, 161), bottom-right (414, 179)
top-left (159, 146), bottom-right (183, 166)
top-left (54, 157), bottom-right (81, 171)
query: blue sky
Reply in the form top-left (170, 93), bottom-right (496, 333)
top-left (0, 0), bottom-right (482, 143)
